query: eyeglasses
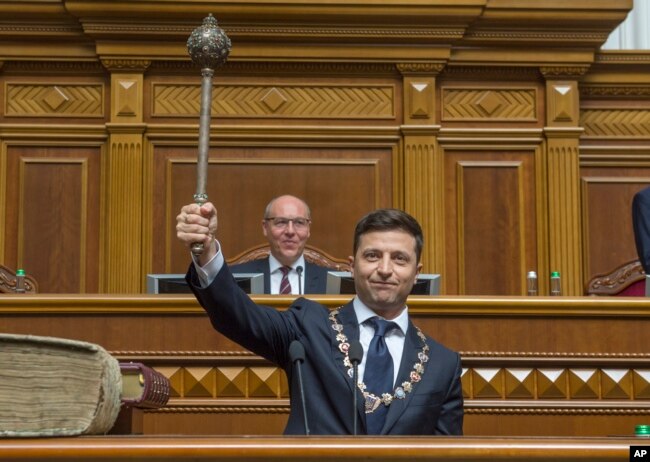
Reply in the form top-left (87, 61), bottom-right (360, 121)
top-left (265, 217), bottom-right (311, 230)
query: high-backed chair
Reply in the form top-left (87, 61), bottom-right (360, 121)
top-left (0, 265), bottom-right (39, 294)
top-left (585, 260), bottom-right (645, 296)
top-left (227, 244), bottom-right (351, 272)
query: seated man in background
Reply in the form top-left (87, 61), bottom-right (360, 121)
top-left (230, 194), bottom-right (328, 294)
top-left (633, 186), bottom-right (650, 273)
top-left (176, 202), bottom-right (463, 435)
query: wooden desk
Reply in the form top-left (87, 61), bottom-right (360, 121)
top-left (2, 295), bottom-right (650, 436)
top-left (0, 436), bottom-right (644, 461)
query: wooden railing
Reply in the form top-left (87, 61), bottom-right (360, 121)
top-left (0, 436), bottom-right (644, 461)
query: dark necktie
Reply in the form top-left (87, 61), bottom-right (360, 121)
top-left (279, 266), bottom-right (292, 295)
top-left (363, 317), bottom-right (398, 434)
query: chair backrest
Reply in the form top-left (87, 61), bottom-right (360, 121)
top-left (585, 259), bottom-right (645, 296)
top-left (0, 265), bottom-right (38, 294)
top-left (227, 244), bottom-right (351, 272)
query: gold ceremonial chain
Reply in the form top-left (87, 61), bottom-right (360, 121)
top-left (329, 308), bottom-right (430, 414)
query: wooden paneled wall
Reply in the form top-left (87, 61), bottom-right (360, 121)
top-left (0, 1), bottom-right (642, 295)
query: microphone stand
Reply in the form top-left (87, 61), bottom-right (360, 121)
top-left (352, 362), bottom-right (359, 435)
top-left (289, 340), bottom-right (310, 435)
top-left (297, 265), bottom-right (303, 295)
top-left (348, 340), bottom-right (363, 436)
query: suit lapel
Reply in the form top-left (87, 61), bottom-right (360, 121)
top-left (380, 321), bottom-right (421, 434)
top-left (331, 303), bottom-right (367, 429)
top-left (304, 262), bottom-right (319, 293)
top-left (261, 258), bottom-right (271, 294)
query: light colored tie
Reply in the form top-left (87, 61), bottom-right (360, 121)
top-left (279, 266), bottom-right (292, 295)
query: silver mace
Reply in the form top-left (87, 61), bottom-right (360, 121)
top-left (186, 14), bottom-right (231, 255)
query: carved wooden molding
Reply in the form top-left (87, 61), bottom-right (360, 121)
top-left (112, 350), bottom-right (257, 357)
top-left (586, 260), bottom-right (645, 296)
top-left (227, 244), bottom-right (350, 271)
top-left (0, 61), bottom-right (103, 73)
top-left (396, 63), bottom-right (446, 75)
top-left (547, 81), bottom-right (578, 124)
top-left (441, 88), bottom-right (537, 121)
top-left (5, 83), bottom-right (104, 117)
top-left (466, 406), bottom-right (650, 415)
top-left (112, 351), bottom-right (650, 361)
top-left (149, 403), bottom-right (650, 415)
top-left (153, 406), bottom-right (290, 414)
top-left (581, 109), bottom-right (650, 137)
top-left (0, 265), bottom-right (38, 294)
top-left (149, 61), bottom-right (397, 75)
top-left (442, 67), bottom-right (540, 79)
top-left (152, 83), bottom-right (395, 119)
top-left (595, 52), bottom-right (650, 64)
top-left (580, 85), bottom-right (650, 98)
top-left (540, 66), bottom-right (590, 78)
top-left (101, 59), bottom-right (151, 72)
top-left (226, 26), bottom-right (464, 42)
top-left (466, 31), bottom-right (608, 44)
top-left (461, 351), bottom-right (650, 359)
top-left (115, 353), bottom-right (650, 403)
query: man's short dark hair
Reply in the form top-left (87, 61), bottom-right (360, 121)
top-left (353, 208), bottom-right (424, 263)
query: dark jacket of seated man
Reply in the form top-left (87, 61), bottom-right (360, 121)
top-left (230, 257), bottom-right (328, 294)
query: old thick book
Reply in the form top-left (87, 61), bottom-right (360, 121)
top-left (0, 333), bottom-right (122, 437)
top-left (119, 362), bottom-right (170, 409)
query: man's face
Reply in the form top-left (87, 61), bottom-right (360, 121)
top-left (349, 230), bottom-right (422, 319)
top-left (263, 197), bottom-right (311, 267)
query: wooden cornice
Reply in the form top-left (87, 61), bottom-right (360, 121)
top-left (0, 0), bottom-right (633, 67)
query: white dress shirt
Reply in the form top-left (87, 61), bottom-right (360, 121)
top-left (268, 254), bottom-right (306, 295)
top-left (352, 297), bottom-right (408, 387)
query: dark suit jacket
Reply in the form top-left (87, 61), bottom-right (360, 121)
top-left (633, 187), bottom-right (650, 273)
top-left (187, 262), bottom-right (464, 435)
top-left (230, 257), bottom-right (329, 294)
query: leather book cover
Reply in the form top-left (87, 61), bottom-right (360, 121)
top-left (119, 362), bottom-right (170, 409)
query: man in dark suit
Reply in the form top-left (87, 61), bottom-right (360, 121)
top-left (633, 186), bottom-right (650, 273)
top-left (231, 195), bottom-right (328, 294)
top-left (176, 203), bottom-right (463, 435)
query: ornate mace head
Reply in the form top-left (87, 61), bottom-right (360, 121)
top-left (187, 14), bottom-right (231, 69)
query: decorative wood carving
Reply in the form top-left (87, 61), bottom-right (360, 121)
top-left (227, 244), bottom-right (350, 272)
top-left (101, 59), bottom-right (151, 72)
top-left (5, 84), bottom-right (104, 117)
top-left (152, 84), bottom-right (395, 119)
top-left (0, 265), bottom-right (38, 293)
top-left (586, 260), bottom-right (645, 296)
top-left (581, 110), bottom-right (650, 137)
top-left (546, 132), bottom-right (583, 295)
top-left (539, 66), bottom-right (590, 78)
top-left (441, 88), bottom-right (537, 121)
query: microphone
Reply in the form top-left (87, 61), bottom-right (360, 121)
top-left (296, 265), bottom-right (304, 295)
top-left (289, 340), bottom-right (310, 435)
top-left (348, 340), bottom-right (363, 436)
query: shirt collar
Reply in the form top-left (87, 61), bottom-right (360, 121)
top-left (268, 253), bottom-right (306, 274)
top-left (352, 296), bottom-right (409, 334)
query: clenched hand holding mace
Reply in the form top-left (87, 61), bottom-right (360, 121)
top-left (187, 14), bottom-right (231, 255)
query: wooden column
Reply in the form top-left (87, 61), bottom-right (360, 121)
top-left (398, 63), bottom-right (445, 278)
top-left (100, 60), bottom-right (150, 293)
top-left (541, 67), bottom-right (586, 296)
